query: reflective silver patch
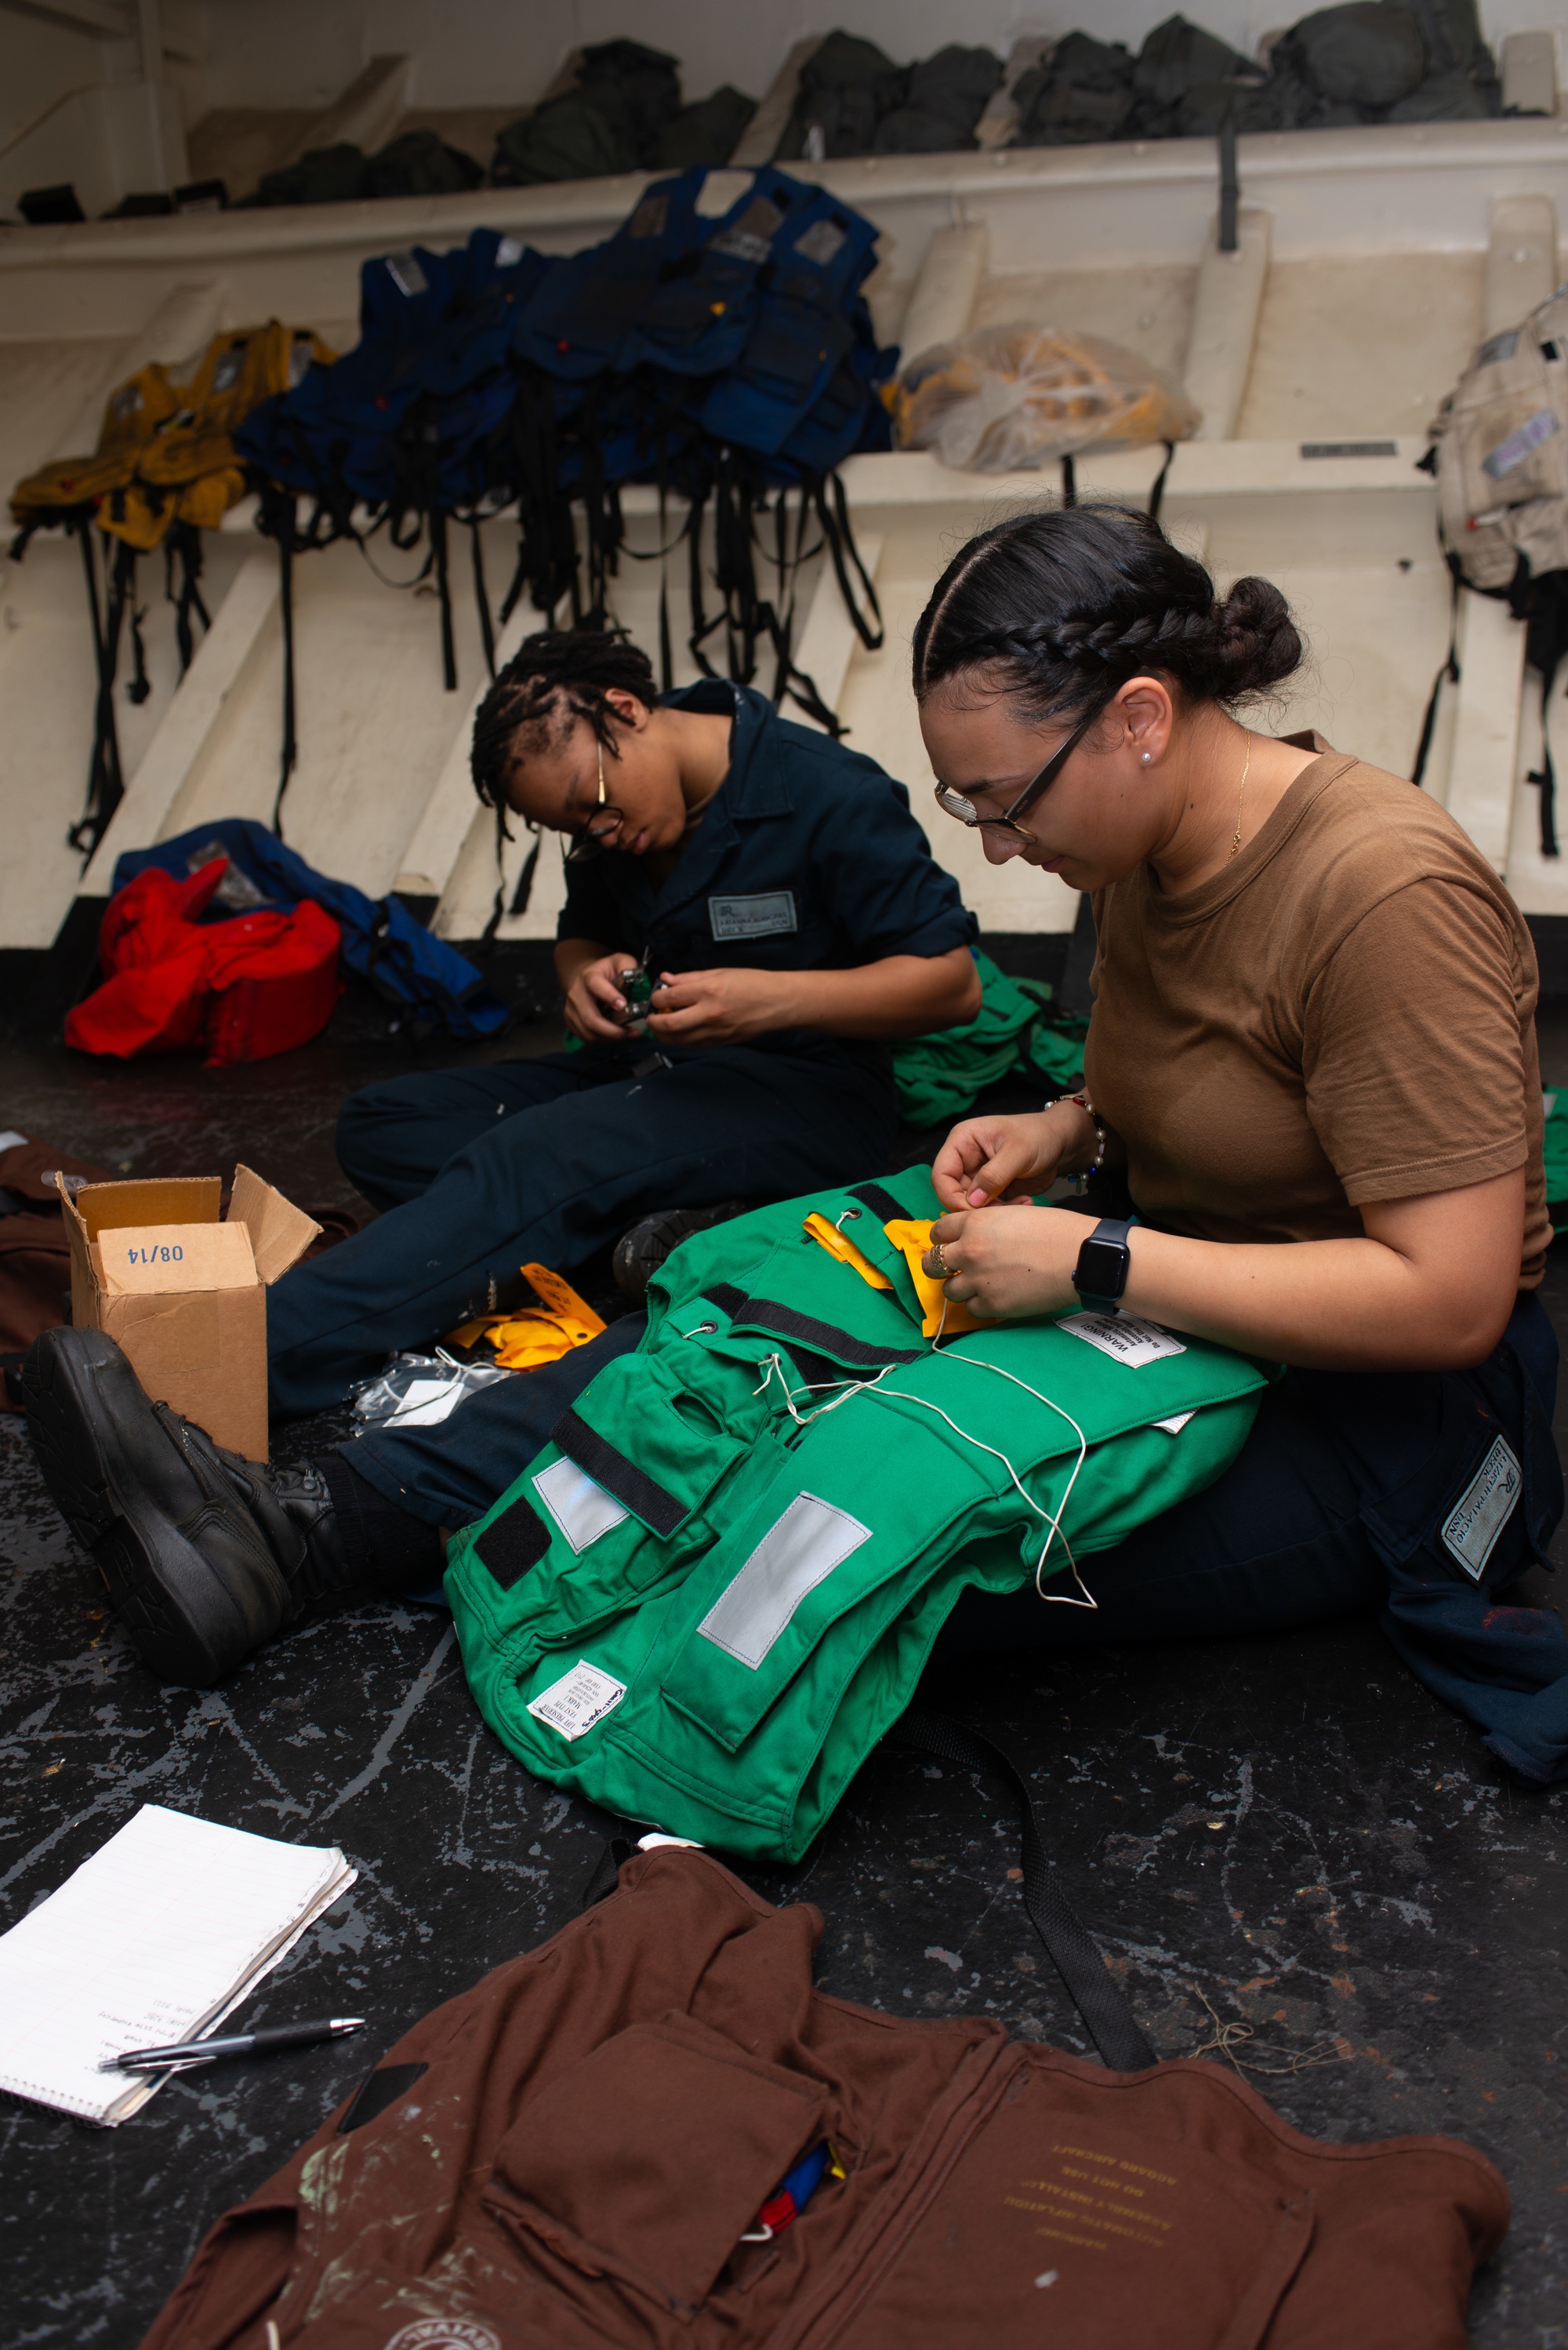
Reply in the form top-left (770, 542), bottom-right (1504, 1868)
top-left (698, 1492), bottom-right (871, 1668)
top-left (532, 1457), bottom-right (630, 1553)
top-left (1440, 1435), bottom-right (1522, 1582)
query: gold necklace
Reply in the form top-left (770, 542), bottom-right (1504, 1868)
top-left (1228, 733), bottom-right (1252, 860)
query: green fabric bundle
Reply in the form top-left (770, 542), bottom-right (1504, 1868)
top-left (891, 950), bottom-right (1087, 1127)
top-left (445, 1160), bottom-right (1269, 1858)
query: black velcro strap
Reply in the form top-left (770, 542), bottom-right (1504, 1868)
top-left (336, 2061), bottom-right (427, 2135)
top-left (706, 1282), bottom-right (749, 1319)
top-left (848, 1181), bottom-right (909, 1224)
top-left (580, 1834), bottom-right (634, 1910)
top-left (551, 1408), bottom-right (686, 1537)
top-left (724, 1293), bottom-right (924, 1370)
top-left (474, 1498), bottom-right (550, 1590)
top-left (893, 1712), bottom-right (1157, 2073)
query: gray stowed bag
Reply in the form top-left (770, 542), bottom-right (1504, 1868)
top-left (1419, 287), bottom-right (1568, 848)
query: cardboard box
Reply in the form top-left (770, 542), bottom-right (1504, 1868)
top-left (59, 1165), bottom-right (321, 1462)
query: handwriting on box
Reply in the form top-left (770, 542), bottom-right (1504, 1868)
top-left (97, 1221), bottom-right (257, 1297)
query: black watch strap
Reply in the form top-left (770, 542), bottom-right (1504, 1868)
top-left (1071, 1216), bottom-right (1134, 1316)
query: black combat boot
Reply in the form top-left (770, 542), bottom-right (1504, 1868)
top-left (21, 1327), bottom-right (361, 1687)
top-left (612, 1200), bottom-right (753, 1302)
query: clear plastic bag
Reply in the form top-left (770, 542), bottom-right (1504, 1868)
top-left (891, 325), bottom-right (1201, 474)
top-left (350, 1349), bottom-right (514, 1431)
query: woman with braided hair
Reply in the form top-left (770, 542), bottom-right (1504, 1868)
top-left (912, 503), bottom-right (1568, 1780)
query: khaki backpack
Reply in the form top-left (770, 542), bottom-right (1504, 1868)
top-left (1422, 284), bottom-right (1568, 848)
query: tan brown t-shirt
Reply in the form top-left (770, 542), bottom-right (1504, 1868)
top-left (1083, 743), bottom-right (1550, 1287)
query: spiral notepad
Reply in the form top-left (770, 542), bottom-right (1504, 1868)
top-left (0, 1804), bottom-right (356, 2125)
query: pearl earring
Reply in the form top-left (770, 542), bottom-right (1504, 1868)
top-left (1140, 751), bottom-right (1152, 765)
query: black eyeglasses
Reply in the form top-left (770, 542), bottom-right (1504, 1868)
top-left (932, 702), bottom-right (1104, 840)
top-left (563, 736), bottom-right (626, 864)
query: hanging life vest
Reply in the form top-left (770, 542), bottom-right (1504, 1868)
top-left (9, 323), bottom-right (333, 859)
top-left (445, 1161), bottom-right (1270, 1861)
top-left (1419, 282), bottom-right (1568, 850)
top-left (111, 819), bottom-right (507, 1041)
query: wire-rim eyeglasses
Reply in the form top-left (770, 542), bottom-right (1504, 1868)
top-left (563, 734), bottom-right (626, 864)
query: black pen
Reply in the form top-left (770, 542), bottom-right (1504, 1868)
top-left (101, 2017), bottom-right (366, 2072)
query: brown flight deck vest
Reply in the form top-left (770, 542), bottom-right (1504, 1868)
top-left (139, 1847), bottom-right (1507, 2350)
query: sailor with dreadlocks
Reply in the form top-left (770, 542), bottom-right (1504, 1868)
top-left (258, 630), bottom-right (978, 1413)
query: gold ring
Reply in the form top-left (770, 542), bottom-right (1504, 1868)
top-left (930, 1240), bottom-right (949, 1278)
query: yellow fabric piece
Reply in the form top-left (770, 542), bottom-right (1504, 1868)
top-left (801, 1210), bottom-right (895, 1290)
top-left (881, 1218), bottom-right (989, 1340)
top-left (803, 1208), bottom-right (988, 1339)
top-left (9, 322), bottom-right (335, 549)
top-left (447, 1262), bottom-right (606, 1371)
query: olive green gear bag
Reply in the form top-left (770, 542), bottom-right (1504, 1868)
top-left (445, 1163), bottom-right (1270, 1860)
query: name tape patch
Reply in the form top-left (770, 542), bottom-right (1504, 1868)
top-left (1440, 1434), bottom-right (1522, 1581)
top-left (527, 1658), bottom-right (626, 1741)
top-left (1059, 1311), bottom-right (1187, 1368)
top-left (709, 890), bottom-right (797, 941)
top-left (1483, 407), bottom-right (1559, 479)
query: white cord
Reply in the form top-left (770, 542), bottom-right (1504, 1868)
top-left (750, 1343), bottom-right (1097, 1607)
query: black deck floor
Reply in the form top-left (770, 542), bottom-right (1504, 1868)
top-left (3, 993), bottom-right (1567, 2345)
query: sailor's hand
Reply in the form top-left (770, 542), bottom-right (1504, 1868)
top-left (564, 953), bottom-right (641, 1043)
top-left (923, 1204), bottom-right (1082, 1321)
top-left (931, 1105), bottom-right (1087, 1211)
top-left (644, 968), bottom-right (786, 1046)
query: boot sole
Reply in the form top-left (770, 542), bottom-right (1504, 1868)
top-left (21, 1330), bottom-right (267, 1688)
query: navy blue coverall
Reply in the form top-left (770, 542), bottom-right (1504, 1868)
top-left (267, 681), bottom-right (976, 1413)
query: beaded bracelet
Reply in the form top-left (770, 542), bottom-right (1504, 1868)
top-left (1065, 1091), bottom-right (1107, 1190)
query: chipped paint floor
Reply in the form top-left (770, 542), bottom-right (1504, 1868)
top-left (2, 999), bottom-right (1567, 2345)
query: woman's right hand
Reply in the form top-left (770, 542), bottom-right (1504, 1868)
top-left (562, 953), bottom-right (639, 1044)
top-left (931, 1101), bottom-right (1096, 1211)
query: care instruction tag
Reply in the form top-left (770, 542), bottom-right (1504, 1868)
top-left (1058, 1311), bottom-right (1187, 1368)
top-left (527, 1659), bottom-right (626, 1742)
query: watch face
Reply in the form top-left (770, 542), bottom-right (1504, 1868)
top-left (1077, 1237), bottom-right (1129, 1296)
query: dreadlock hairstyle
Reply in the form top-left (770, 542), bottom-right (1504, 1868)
top-left (470, 627), bottom-right (660, 813)
top-left (912, 503), bottom-right (1302, 725)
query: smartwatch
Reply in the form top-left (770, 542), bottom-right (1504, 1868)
top-left (1072, 1217), bottom-right (1134, 1316)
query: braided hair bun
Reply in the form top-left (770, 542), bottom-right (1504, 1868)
top-left (913, 504), bottom-right (1302, 720)
top-left (470, 627), bottom-right (657, 812)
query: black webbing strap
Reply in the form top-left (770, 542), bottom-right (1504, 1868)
top-left (1527, 660), bottom-right (1562, 859)
top-left (469, 518), bottom-right (495, 681)
top-left (581, 1836), bottom-right (635, 1909)
top-left (69, 520), bottom-right (127, 859)
top-left (715, 1291), bottom-right (925, 1370)
top-left (1218, 111), bottom-right (1240, 254)
top-left (271, 531), bottom-right (297, 835)
top-left (1411, 565), bottom-right (1461, 790)
top-left (892, 1711), bottom-right (1157, 2072)
top-left (1148, 439), bottom-right (1175, 525)
top-left (550, 1407), bottom-right (686, 1536)
top-left (430, 507), bottom-right (457, 691)
top-left (848, 1180), bottom-right (907, 1225)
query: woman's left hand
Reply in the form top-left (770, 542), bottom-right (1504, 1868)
top-left (924, 1204), bottom-right (1087, 1321)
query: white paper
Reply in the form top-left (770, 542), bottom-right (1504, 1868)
top-left (1152, 1411), bottom-right (1195, 1436)
top-left (1058, 1312), bottom-right (1188, 1368)
top-left (0, 1805), bottom-right (354, 2125)
top-left (528, 1659), bottom-right (627, 1741)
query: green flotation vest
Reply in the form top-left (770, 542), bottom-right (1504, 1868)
top-left (445, 1164), bottom-right (1271, 1860)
